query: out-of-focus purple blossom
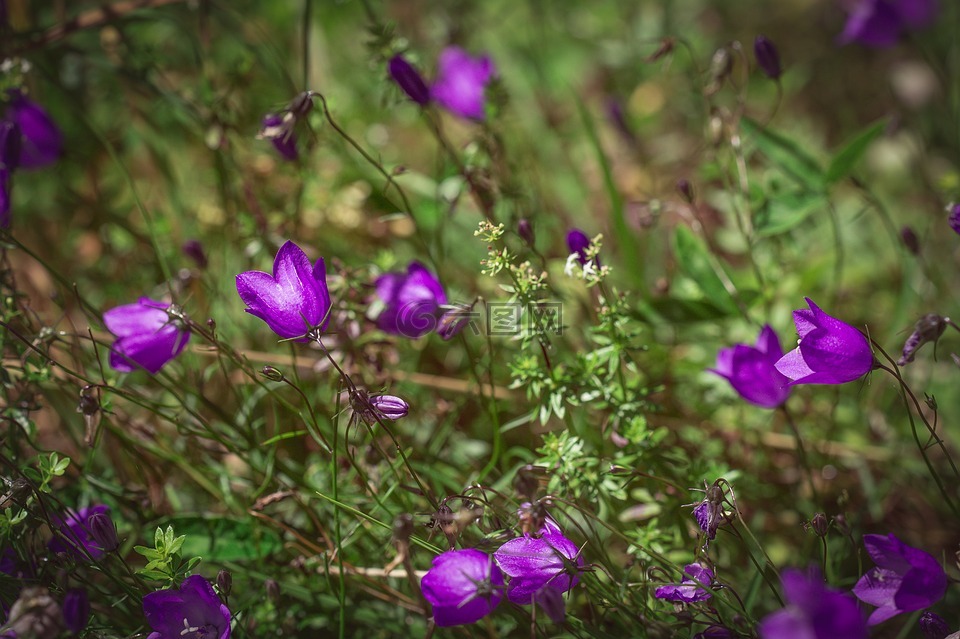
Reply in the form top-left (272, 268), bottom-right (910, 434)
top-left (182, 239), bottom-right (208, 269)
top-left (437, 302), bottom-right (475, 341)
top-left (693, 499), bottom-right (722, 541)
top-left (753, 35), bottom-right (782, 79)
top-left (368, 394), bottom-right (409, 420)
top-left (775, 298), bottom-right (874, 385)
top-left (236, 240), bottom-right (332, 340)
top-left (758, 568), bottom-right (867, 639)
top-left (104, 298), bottom-right (191, 374)
top-left (900, 225), bottom-right (920, 254)
top-left (920, 612), bottom-right (951, 639)
top-left (388, 55), bottom-right (431, 106)
top-left (374, 262), bottom-right (447, 339)
top-left (259, 112), bottom-right (297, 161)
top-left (654, 563), bottom-right (714, 603)
top-left (62, 589), bottom-right (90, 634)
top-left (420, 549), bottom-right (503, 627)
top-left (695, 626), bottom-right (735, 639)
top-left (5, 90), bottom-right (62, 169)
top-left (142, 575), bottom-right (230, 639)
top-left (48, 505), bottom-right (111, 560)
top-left (518, 218), bottom-right (535, 245)
top-left (839, 0), bottom-right (938, 47)
top-left (853, 533), bottom-right (947, 625)
top-left (430, 47), bottom-right (496, 120)
top-left (948, 204), bottom-right (960, 235)
top-left (709, 324), bottom-right (791, 408)
top-left (494, 528), bottom-right (583, 620)
top-left (566, 228), bottom-right (593, 265)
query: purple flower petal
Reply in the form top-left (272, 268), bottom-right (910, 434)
top-left (420, 549), bottom-right (502, 627)
top-left (6, 90), bottom-right (62, 169)
top-left (374, 261), bottom-right (446, 339)
top-left (104, 298), bottom-right (190, 374)
top-left (708, 324), bottom-right (790, 408)
top-left (430, 47), bottom-right (495, 120)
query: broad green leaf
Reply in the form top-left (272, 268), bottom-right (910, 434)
top-left (755, 191), bottom-right (826, 237)
top-left (672, 226), bottom-right (738, 314)
top-left (168, 516), bottom-right (282, 562)
top-left (741, 117), bottom-right (824, 192)
top-left (825, 119), bottom-right (886, 184)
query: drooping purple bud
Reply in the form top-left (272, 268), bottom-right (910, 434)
top-left (62, 589), bottom-right (90, 634)
top-left (388, 55), bottom-right (431, 107)
top-left (216, 569), bottom-right (232, 597)
top-left (900, 226), bottom-right (920, 255)
top-left (518, 218), bottom-right (535, 245)
top-left (753, 35), bottom-right (782, 79)
top-left (87, 511), bottom-right (119, 553)
top-left (898, 313), bottom-right (948, 366)
top-left (369, 394), bottom-right (409, 420)
top-left (182, 239), bottom-right (208, 269)
top-left (0, 120), bottom-right (21, 170)
top-left (949, 204), bottom-right (960, 235)
top-left (919, 612), bottom-right (951, 639)
top-left (437, 302), bottom-right (476, 341)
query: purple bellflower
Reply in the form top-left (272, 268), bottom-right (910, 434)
top-left (709, 324), bottom-right (791, 408)
top-left (839, 0), bottom-right (938, 47)
top-left (758, 568), bottom-right (867, 639)
top-left (775, 298), bottom-right (874, 385)
top-left (374, 262), bottom-right (447, 339)
top-left (5, 90), bottom-right (62, 169)
top-left (104, 298), bottom-right (191, 374)
top-left (420, 549), bottom-right (503, 627)
top-left (566, 228), bottom-right (592, 265)
top-left (494, 526), bottom-right (583, 621)
top-left (236, 240), bottom-right (332, 340)
top-left (259, 112), bottom-right (297, 161)
top-left (853, 533), bottom-right (947, 625)
top-left (142, 575), bottom-right (231, 639)
top-left (431, 47), bottom-right (496, 120)
top-left (48, 504), bottom-right (111, 560)
top-left (654, 563), bottom-right (714, 603)
top-left (388, 55), bottom-right (431, 106)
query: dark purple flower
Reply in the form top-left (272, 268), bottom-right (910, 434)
top-left (388, 55), bottom-right (431, 106)
top-left (754, 35), bottom-right (782, 79)
top-left (420, 549), bottom-right (503, 627)
top-left (182, 239), bottom-right (208, 269)
top-left (104, 298), bottom-right (191, 374)
top-left (759, 568), bottom-right (867, 639)
top-left (369, 394), bottom-right (409, 420)
top-left (695, 626), bottom-right (735, 639)
top-left (236, 240), bottom-right (332, 340)
top-left (494, 528), bottom-right (582, 619)
top-left (48, 505), bottom-right (110, 560)
top-left (374, 262), bottom-right (447, 339)
top-left (430, 47), bottom-right (496, 120)
top-left (142, 575), bottom-right (231, 639)
top-left (853, 533), bottom-right (947, 625)
top-left (654, 563), bottom-right (714, 603)
top-left (62, 589), bottom-right (89, 634)
top-left (5, 90), bottom-right (62, 169)
top-left (948, 204), bottom-right (960, 235)
top-left (709, 324), bottom-right (791, 408)
top-left (839, 0), bottom-right (938, 47)
top-left (566, 228), bottom-right (591, 265)
top-left (920, 612), bottom-right (951, 639)
top-left (87, 511), bottom-right (119, 553)
top-left (259, 112), bottom-right (297, 161)
top-left (775, 298), bottom-right (874, 385)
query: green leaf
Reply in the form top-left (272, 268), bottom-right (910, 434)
top-left (755, 191), bottom-right (826, 237)
top-left (825, 119), bottom-right (886, 184)
top-left (740, 117), bottom-right (823, 192)
top-left (166, 516), bottom-right (283, 562)
top-left (671, 226), bottom-right (738, 314)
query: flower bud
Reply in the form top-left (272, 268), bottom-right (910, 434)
top-left (438, 303), bottom-right (474, 341)
top-left (810, 512), bottom-right (828, 537)
top-left (87, 511), bottom-right (119, 553)
top-left (260, 366), bottom-right (285, 382)
top-left (753, 35), bottom-right (782, 79)
top-left (518, 218), bottom-right (535, 245)
top-left (920, 612), bottom-right (950, 639)
top-left (900, 226), bottom-right (920, 255)
top-left (217, 569), bottom-right (233, 597)
top-left (62, 589), bottom-right (90, 634)
top-left (369, 394), bottom-right (409, 420)
top-left (676, 179), bottom-right (695, 204)
top-left (388, 55), bottom-right (431, 106)
top-left (898, 313), bottom-right (947, 366)
top-left (265, 578), bottom-right (280, 604)
top-left (182, 239), bottom-right (208, 269)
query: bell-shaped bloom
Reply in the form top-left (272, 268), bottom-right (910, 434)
top-left (388, 55), bottom-right (431, 106)
top-left (236, 240), bottom-right (332, 340)
top-left (753, 35), bottom-right (782, 79)
top-left (5, 90), bottom-right (62, 169)
top-left (853, 533), bottom-right (947, 626)
top-left (566, 228), bottom-right (592, 265)
top-left (259, 112), bottom-right (297, 161)
top-left (709, 324), bottom-right (790, 408)
top-left (104, 298), bottom-right (191, 374)
top-left (775, 298), bottom-right (874, 385)
top-left (142, 575), bottom-right (231, 639)
top-left (839, 0), bottom-right (938, 47)
top-left (494, 528), bottom-right (583, 618)
top-left (48, 504), bottom-right (111, 560)
top-left (420, 549), bottom-right (503, 627)
top-left (760, 569), bottom-right (867, 639)
top-left (430, 47), bottom-right (496, 120)
top-left (654, 563), bottom-right (714, 603)
top-left (374, 262), bottom-right (447, 339)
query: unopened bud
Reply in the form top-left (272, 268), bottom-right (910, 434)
top-left (676, 179), bottom-right (695, 204)
top-left (369, 394), bottom-right (409, 420)
top-left (518, 218), bottom-right (535, 245)
top-left (62, 589), bottom-right (90, 634)
top-left (753, 35), bottom-right (782, 79)
top-left (898, 313), bottom-right (948, 366)
top-left (920, 612), bottom-right (950, 639)
top-left (810, 512), bottom-right (828, 537)
top-left (260, 366), bottom-right (285, 382)
top-left (217, 569), bottom-right (233, 597)
top-left (438, 303), bottom-right (474, 341)
top-left (900, 226), bottom-right (920, 255)
top-left (182, 239), bottom-right (208, 269)
top-left (88, 511), bottom-right (119, 553)
top-left (265, 578), bottom-right (280, 604)
top-left (388, 55), bottom-right (430, 107)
